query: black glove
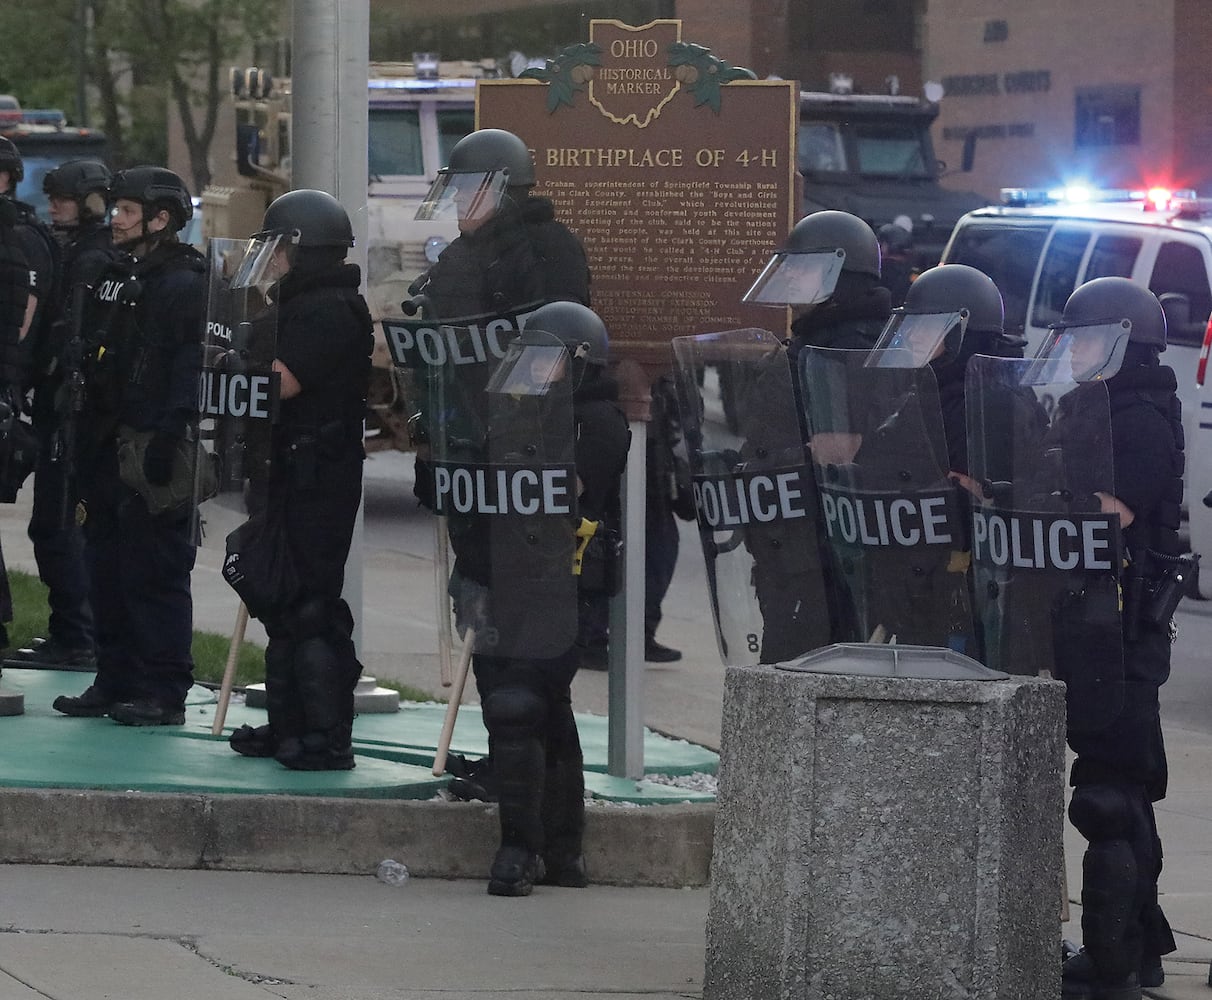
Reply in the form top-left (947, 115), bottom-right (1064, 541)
top-left (143, 431), bottom-right (178, 486)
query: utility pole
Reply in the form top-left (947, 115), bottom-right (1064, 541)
top-left (291, 0), bottom-right (370, 644)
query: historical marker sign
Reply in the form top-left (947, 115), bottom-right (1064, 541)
top-left (477, 19), bottom-right (798, 379)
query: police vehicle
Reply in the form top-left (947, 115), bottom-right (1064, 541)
top-left (941, 186), bottom-right (1212, 596)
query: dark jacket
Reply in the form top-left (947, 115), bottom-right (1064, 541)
top-left (420, 195), bottom-right (589, 322)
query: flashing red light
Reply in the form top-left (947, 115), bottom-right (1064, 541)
top-left (1198, 314), bottom-right (1212, 387)
top-left (1146, 187), bottom-right (1172, 211)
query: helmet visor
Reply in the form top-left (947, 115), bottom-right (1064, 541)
top-left (1029, 320), bottom-right (1131, 383)
top-left (227, 235), bottom-right (281, 289)
top-left (486, 342), bottom-right (569, 397)
top-left (867, 309), bottom-right (968, 368)
top-left (415, 169), bottom-right (509, 224)
top-left (741, 249), bottom-right (846, 307)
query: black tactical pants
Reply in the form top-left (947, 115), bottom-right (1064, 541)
top-left (1068, 630), bottom-right (1176, 978)
top-left (28, 415), bottom-right (93, 650)
top-left (474, 649), bottom-right (584, 866)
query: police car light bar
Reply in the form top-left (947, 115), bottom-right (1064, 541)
top-left (1000, 186), bottom-right (1197, 208)
top-left (368, 78), bottom-right (477, 90)
top-left (1169, 197), bottom-right (1212, 221)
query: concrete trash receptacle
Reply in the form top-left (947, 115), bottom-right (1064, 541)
top-left (704, 644), bottom-right (1067, 1000)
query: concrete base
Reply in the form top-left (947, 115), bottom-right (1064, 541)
top-left (245, 677), bottom-right (401, 714)
top-left (0, 687), bottom-right (23, 716)
top-left (0, 789), bottom-right (715, 886)
top-left (704, 663), bottom-right (1067, 1000)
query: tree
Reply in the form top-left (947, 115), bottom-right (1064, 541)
top-left (0, 0), bottom-right (283, 192)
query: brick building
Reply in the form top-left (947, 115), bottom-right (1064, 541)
top-left (924, 0), bottom-right (1212, 200)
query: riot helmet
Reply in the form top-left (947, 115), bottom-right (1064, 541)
top-left (743, 210), bottom-right (880, 307)
top-left (491, 300), bottom-right (609, 394)
top-left (415, 128), bottom-right (534, 230)
top-left (0, 136), bottom-right (22, 186)
top-left (43, 158), bottom-right (112, 223)
top-left (1033, 277), bottom-right (1164, 383)
top-left (108, 166), bottom-right (193, 231)
top-left (869, 264), bottom-right (1004, 368)
top-left (877, 222), bottom-right (912, 254)
top-left (256, 189), bottom-right (354, 248)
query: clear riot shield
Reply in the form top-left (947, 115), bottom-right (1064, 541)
top-left (966, 355), bottom-right (1124, 732)
top-left (671, 328), bottom-right (831, 666)
top-left (426, 326), bottom-right (577, 659)
top-left (194, 236), bottom-right (280, 545)
top-left (799, 346), bottom-right (975, 652)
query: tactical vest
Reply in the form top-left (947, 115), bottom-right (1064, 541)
top-left (0, 209), bottom-right (27, 375)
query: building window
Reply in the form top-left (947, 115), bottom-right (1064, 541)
top-left (983, 20), bottom-right (1008, 43)
top-left (1075, 86), bottom-right (1141, 147)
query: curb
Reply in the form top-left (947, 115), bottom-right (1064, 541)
top-left (0, 789), bottom-right (716, 886)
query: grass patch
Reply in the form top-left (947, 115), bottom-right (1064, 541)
top-left (7, 569), bottom-right (444, 702)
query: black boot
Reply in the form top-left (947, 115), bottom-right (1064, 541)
top-left (281, 633), bottom-right (357, 771)
top-left (1061, 950), bottom-right (1141, 999)
top-left (52, 684), bottom-right (118, 718)
top-left (486, 734), bottom-right (546, 897)
top-left (537, 757), bottom-right (588, 887)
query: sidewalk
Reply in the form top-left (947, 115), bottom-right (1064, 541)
top-left (0, 455), bottom-right (1209, 997)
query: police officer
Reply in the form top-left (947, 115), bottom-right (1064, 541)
top-left (8, 159), bottom-right (114, 669)
top-left (781, 210), bottom-right (890, 364)
top-left (1049, 278), bottom-right (1182, 998)
top-left (738, 210), bottom-right (890, 652)
top-left (411, 127), bottom-right (590, 320)
top-left (52, 166), bottom-right (206, 725)
top-left (876, 262), bottom-right (1026, 474)
top-left (876, 218), bottom-right (915, 307)
top-left (0, 136), bottom-right (56, 651)
top-left (226, 189), bottom-right (372, 770)
top-left (412, 127), bottom-right (594, 794)
top-left (481, 301), bottom-right (626, 895)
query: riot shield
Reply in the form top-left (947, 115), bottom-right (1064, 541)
top-left (966, 355), bottom-right (1124, 732)
top-left (194, 236), bottom-right (280, 546)
top-left (426, 325), bottom-right (577, 659)
top-left (799, 346), bottom-right (976, 653)
top-left (671, 328), bottom-right (832, 666)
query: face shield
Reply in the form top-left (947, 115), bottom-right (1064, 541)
top-left (228, 234), bottom-right (281, 289)
top-left (866, 309), bottom-right (969, 368)
top-left (741, 248), bottom-right (846, 307)
top-left (1030, 319), bottom-right (1131, 384)
top-left (486, 340), bottom-right (570, 397)
top-left (415, 169), bottom-right (510, 227)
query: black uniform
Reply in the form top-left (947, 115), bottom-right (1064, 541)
top-left (0, 198), bottom-right (35, 639)
top-left (25, 219), bottom-right (113, 658)
top-left (73, 240), bottom-right (206, 714)
top-left (259, 259), bottom-right (372, 770)
top-left (471, 367), bottom-right (629, 888)
top-left (644, 374), bottom-right (692, 651)
top-left (420, 194), bottom-right (589, 320)
top-left (1061, 359), bottom-right (1182, 984)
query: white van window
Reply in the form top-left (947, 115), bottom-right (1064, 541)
top-left (944, 223), bottom-right (1049, 337)
top-left (1031, 227), bottom-right (1090, 328)
top-left (1086, 234), bottom-right (1140, 280)
top-left (1149, 241), bottom-right (1212, 348)
top-left (437, 108), bottom-right (475, 166)
top-left (369, 107), bottom-right (423, 177)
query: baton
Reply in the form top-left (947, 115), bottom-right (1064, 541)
top-left (435, 516), bottom-right (454, 686)
top-left (432, 627), bottom-right (475, 777)
top-left (211, 602), bottom-right (249, 736)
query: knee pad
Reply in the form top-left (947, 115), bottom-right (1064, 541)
top-left (283, 597), bottom-right (332, 642)
top-left (1069, 783), bottom-right (1135, 841)
top-left (482, 686), bottom-right (546, 741)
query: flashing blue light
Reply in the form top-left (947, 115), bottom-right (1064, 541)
top-left (367, 79), bottom-right (476, 91)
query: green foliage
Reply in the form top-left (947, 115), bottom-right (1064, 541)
top-left (0, 0), bottom-right (283, 184)
top-left (520, 42), bottom-right (601, 111)
top-left (667, 41), bottom-right (756, 114)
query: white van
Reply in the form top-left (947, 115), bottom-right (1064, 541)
top-left (940, 190), bottom-right (1212, 595)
